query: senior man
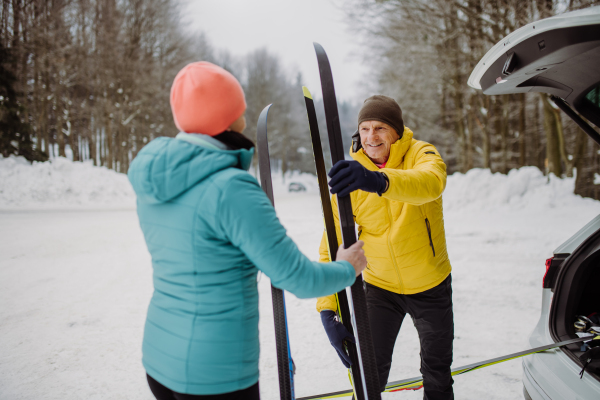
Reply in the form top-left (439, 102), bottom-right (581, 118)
top-left (318, 95), bottom-right (453, 400)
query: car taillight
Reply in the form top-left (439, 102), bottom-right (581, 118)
top-left (543, 257), bottom-right (555, 289)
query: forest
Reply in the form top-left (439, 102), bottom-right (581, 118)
top-left (1, 0), bottom-right (600, 198)
top-left (347, 0), bottom-right (600, 198)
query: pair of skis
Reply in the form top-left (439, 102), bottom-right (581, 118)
top-left (302, 43), bottom-right (381, 400)
top-left (305, 43), bottom-right (382, 400)
top-left (297, 334), bottom-right (600, 399)
top-left (256, 43), bottom-right (381, 400)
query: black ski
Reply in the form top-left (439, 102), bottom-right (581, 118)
top-left (313, 42), bottom-right (381, 400)
top-left (257, 104), bottom-right (295, 400)
top-left (302, 86), bottom-right (364, 399)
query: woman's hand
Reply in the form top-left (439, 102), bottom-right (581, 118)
top-left (336, 240), bottom-right (367, 276)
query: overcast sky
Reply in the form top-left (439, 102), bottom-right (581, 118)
top-left (179, 0), bottom-right (370, 102)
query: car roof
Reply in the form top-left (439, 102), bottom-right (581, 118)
top-left (468, 6), bottom-right (600, 124)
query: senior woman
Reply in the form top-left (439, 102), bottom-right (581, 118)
top-left (128, 62), bottom-right (366, 400)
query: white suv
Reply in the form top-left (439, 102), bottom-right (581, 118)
top-left (468, 6), bottom-right (600, 400)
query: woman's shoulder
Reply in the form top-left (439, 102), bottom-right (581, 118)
top-left (204, 169), bottom-right (265, 212)
top-left (210, 168), bottom-right (259, 192)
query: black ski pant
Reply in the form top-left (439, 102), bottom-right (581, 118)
top-left (147, 374), bottom-right (260, 400)
top-left (365, 274), bottom-right (454, 400)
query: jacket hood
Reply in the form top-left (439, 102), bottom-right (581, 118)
top-left (351, 127), bottom-right (414, 170)
top-left (128, 136), bottom-right (254, 204)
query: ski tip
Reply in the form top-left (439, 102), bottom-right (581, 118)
top-left (258, 104), bottom-right (273, 124)
top-left (302, 86), bottom-right (313, 99)
top-left (313, 42), bottom-right (324, 53)
top-left (260, 103), bottom-right (273, 114)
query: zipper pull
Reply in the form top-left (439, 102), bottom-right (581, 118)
top-left (425, 217), bottom-right (436, 257)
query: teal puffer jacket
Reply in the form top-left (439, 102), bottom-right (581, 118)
top-left (127, 135), bottom-right (355, 395)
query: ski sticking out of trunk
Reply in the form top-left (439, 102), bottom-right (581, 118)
top-left (313, 42), bottom-right (381, 400)
top-left (302, 86), bottom-right (362, 400)
top-left (256, 104), bottom-right (295, 400)
top-left (296, 335), bottom-right (600, 399)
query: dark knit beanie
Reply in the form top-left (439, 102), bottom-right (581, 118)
top-left (357, 95), bottom-right (404, 137)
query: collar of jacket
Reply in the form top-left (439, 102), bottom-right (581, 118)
top-left (176, 132), bottom-right (229, 150)
top-left (350, 127), bottom-right (414, 170)
top-left (175, 132), bottom-right (254, 171)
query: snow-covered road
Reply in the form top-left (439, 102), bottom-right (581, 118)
top-left (1, 158), bottom-right (600, 399)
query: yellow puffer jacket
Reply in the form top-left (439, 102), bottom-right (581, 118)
top-left (316, 127), bottom-right (452, 312)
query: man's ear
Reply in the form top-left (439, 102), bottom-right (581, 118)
top-left (396, 127), bottom-right (403, 141)
top-left (352, 130), bottom-right (362, 153)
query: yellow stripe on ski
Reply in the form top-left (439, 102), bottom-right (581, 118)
top-left (384, 335), bottom-right (600, 391)
top-left (299, 335), bottom-right (600, 398)
top-left (303, 86), bottom-right (313, 99)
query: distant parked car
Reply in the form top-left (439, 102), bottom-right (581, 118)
top-left (468, 6), bottom-right (600, 400)
top-left (288, 182), bottom-right (306, 192)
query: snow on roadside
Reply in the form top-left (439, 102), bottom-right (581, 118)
top-left (3, 155), bottom-right (596, 214)
top-left (443, 166), bottom-right (597, 212)
top-left (0, 156), bottom-right (136, 210)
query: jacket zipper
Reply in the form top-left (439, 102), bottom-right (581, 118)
top-left (385, 201), bottom-right (404, 293)
top-left (357, 230), bottom-right (372, 270)
top-left (424, 217), bottom-right (436, 257)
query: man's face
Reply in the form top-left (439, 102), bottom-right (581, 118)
top-left (358, 120), bottom-right (400, 164)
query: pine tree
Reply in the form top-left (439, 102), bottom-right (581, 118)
top-left (0, 42), bottom-right (48, 162)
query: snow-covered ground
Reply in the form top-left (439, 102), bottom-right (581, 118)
top-left (1, 156), bottom-right (600, 399)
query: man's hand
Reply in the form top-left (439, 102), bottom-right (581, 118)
top-left (328, 160), bottom-right (387, 197)
top-left (320, 310), bottom-right (355, 368)
top-left (336, 240), bottom-right (367, 277)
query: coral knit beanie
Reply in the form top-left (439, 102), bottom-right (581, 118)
top-left (170, 62), bottom-right (246, 136)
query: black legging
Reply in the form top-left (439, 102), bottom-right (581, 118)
top-left (147, 374), bottom-right (260, 400)
top-left (365, 275), bottom-right (454, 400)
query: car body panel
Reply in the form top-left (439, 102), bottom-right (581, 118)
top-left (523, 365), bottom-right (552, 400)
top-left (523, 290), bottom-right (600, 399)
top-left (554, 214), bottom-right (600, 255)
top-left (467, 6), bottom-right (600, 129)
top-left (468, 6), bottom-right (600, 90)
top-left (472, 24), bottom-right (600, 101)
top-left (523, 289), bottom-right (600, 400)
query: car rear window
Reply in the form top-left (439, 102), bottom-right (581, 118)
top-left (585, 83), bottom-right (600, 112)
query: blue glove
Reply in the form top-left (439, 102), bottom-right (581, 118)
top-left (328, 160), bottom-right (387, 197)
top-left (321, 310), bottom-right (355, 368)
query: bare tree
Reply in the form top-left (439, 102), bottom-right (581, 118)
top-left (345, 0), bottom-right (600, 198)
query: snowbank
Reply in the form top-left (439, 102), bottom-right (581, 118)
top-left (443, 167), bottom-right (597, 211)
top-left (0, 156), bottom-right (136, 210)
top-left (273, 166), bottom-right (598, 213)
top-left (1, 156), bottom-right (597, 212)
